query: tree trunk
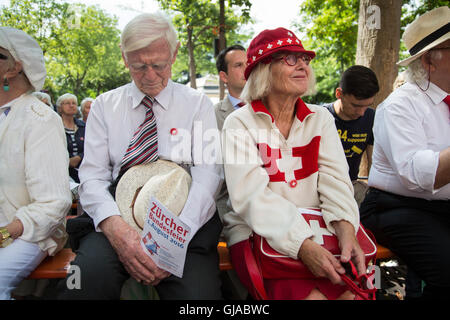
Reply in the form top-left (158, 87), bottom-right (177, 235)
top-left (187, 26), bottom-right (197, 89)
top-left (219, 0), bottom-right (226, 100)
top-left (355, 0), bottom-right (402, 177)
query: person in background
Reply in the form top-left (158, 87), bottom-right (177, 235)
top-left (222, 27), bottom-right (364, 300)
top-left (32, 91), bottom-right (53, 109)
top-left (359, 6), bottom-right (450, 300)
top-left (323, 65), bottom-right (379, 206)
top-left (213, 44), bottom-right (248, 300)
top-left (56, 93), bottom-right (86, 183)
top-left (214, 45), bottom-right (247, 130)
top-left (0, 27), bottom-right (71, 300)
top-left (80, 97), bottom-right (93, 122)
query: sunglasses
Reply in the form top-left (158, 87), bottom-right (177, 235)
top-left (0, 53), bottom-right (8, 60)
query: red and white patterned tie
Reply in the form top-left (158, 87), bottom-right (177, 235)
top-left (120, 96), bottom-right (158, 173)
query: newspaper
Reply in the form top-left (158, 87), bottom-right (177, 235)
top-left (140, 196), bottom-right (191, 278)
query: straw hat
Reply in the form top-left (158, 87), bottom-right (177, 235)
top-left (398, 6), bottom-right (450, 66)
top-left (244, 27), bottom-right (316, 80)
top-left (116, 160), bottom-right (191, 232)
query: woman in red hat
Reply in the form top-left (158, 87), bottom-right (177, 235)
top-left (221, 28), bottom-right (367, 300)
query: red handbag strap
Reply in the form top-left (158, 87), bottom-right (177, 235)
top-left (243, 237), bottom-right (268, 300)
top-left (340, 261), bottom-right (377, 300)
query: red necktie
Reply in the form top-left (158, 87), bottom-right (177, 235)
top-left (237, 101), bottom-right (246, 108)
top-left (120, 96), bottom-right (158, 174)
top-left (443, 95), bottom-right (450, 112)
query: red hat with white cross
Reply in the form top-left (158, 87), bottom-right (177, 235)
top-left (244, 27), bottom-right (316, 80)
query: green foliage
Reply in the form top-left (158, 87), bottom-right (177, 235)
top-left (1, 0), bottom-right (129, 101)
top-left (296, 0), bottom-right (447, 104)
top-left (157, 0), bottom-right (252, 83)
top-left (295, 0), bottom-right (359, 104)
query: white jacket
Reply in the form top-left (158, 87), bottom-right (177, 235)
top-left (222, 99), bottom-right (359, 259)
top-left (0, 94), bottom-right (71, 255)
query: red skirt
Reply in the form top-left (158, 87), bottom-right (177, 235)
top-left (230, 239), bottom-right (350, 300)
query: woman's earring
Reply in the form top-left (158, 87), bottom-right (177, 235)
top-left (3, 77), bottom-right (9, 92)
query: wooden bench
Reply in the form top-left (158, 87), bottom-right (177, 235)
top-left (27, 248), bottom-right (76, 279)
top-left (27, 242), bottom-right (232, 279)
top-left (28, 240), bottom-right (394, 280)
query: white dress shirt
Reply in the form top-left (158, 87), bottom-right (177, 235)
top-left (78, 80), bottom-right (223, 237)
top-left (368, 81), bottom-right (450, 200)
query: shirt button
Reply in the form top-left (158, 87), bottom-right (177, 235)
top-left (289, 180), bottom-right (297, 188)
top-left (170, 128), bottom-right (178, 135)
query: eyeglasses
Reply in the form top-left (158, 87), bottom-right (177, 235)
top-left (274, 53), bottom-right (312, 66)
top-left (129, 61), bottom-right (170, 73)
top-left (0, 53), bottom-right (8, 60)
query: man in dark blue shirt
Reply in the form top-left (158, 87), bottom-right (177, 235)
top-left (323, 65), bottom-right (379, 206)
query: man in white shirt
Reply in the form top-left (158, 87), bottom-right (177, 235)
top-left (359, 6), bottom-right (450, 300)
top-left (58, 12), bottom-right (223, 299)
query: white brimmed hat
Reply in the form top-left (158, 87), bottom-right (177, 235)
top-left (397, 6), bottom-right (450, 67)
top-left (116, 160), bottom-right (191, 232)
top-left (0, 27), bottom-right (46, 91)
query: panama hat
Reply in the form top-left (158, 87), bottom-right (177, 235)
top-left (116, 160), bottom-right (191, 232)
top-left (398, 6), bottom-right (450, 67)
top-left (244, 27), bottom-right (316, 80)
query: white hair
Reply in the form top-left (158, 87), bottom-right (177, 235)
top-left (240, 62), bottom-right (317, 103)
top-left (121, 12), bottom-right (178, 57)
top-left (80, 97), bottom-right (94, 111)
top-left (32, 91), bottom-right (52, 106)
top-left (56, 93), bottom-right (78, 108)
top-left (405, 50), bottom-right (443, 84)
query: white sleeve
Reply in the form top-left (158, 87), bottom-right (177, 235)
top-left (178, 95), bottom-right (223, 238)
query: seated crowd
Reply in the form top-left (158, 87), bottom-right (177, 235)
top-left (0, 6), bottom-right (449, 301)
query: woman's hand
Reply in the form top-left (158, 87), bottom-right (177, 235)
top-left (331, 220), bottom-right (366, 276)
top-left (69, 155), bottom-right (82, 168)
top-left (1, 219), bottom-right (24, 240)
top-left (100, 216), bottom-right (171, 285)
top-left (298, 238), bottom-right (346, 285)
top-left (298, 220), bottom-right (366, 284)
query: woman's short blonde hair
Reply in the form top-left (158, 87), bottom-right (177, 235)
top-left (121, 12), bottom-right (178, 57)
top-left (240, 61), bottom-right (317, 103)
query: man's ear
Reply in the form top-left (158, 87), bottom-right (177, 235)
top-left (219, 70), bottom-right (228, 84)
top-left (171, 42), bottom-right (180, 64)
top-left (335, 87), bottom-right (343, 99)
top-left (122, 51), bottom-right (129, 68)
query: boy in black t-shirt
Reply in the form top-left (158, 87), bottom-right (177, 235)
top-left (324, 65), bottom-right (379, 206)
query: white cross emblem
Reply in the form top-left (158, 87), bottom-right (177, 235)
top-left (287, 38), bottom-right (292, 44)
top-left (252, 56), bottom-right (256, 61)
top-left (309, 220), bottom-right (333, 245)
top-left (296, 39), bottom-right (300, 44)
top-left (287, 31), bottom-right (293, 36)
top-left (277, 40), bottom-right (283, 46)
top-left (275, 149), bottom-right (302, 182)
top-left (258, 49), bottom-right (263, 55)
top-left (267, 44), bottom-right (273, 49)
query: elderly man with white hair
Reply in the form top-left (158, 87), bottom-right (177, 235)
top-left (57, 12), bottom-right (223, 300)
top-left (360, 6), bottom-right (450, 300)
top-left (0, 27), bottom-right (71, 300)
